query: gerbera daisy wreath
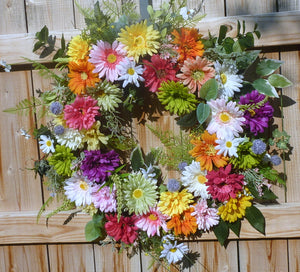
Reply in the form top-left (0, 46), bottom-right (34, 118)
top-left (4, 0), bottom-right (293, 270)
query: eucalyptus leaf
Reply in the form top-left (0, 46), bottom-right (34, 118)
top-left (268, 74), bottom-right (292, 88)
top-left (85, 214), bottom-right (106, 242)
top-left (177, 110), bottom-right (198, 128)
top-left (256, 59), bottom-right (283, 76)
top-left (196, 103), bottom-right (210, 125)
top-left (199, 78), bottom-right (218, 100)
top-left (253, 78), bottom-right (278, 98)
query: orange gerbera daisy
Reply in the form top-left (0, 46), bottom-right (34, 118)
top-left (189, 130), bottom-right (228, 171)
top-left (167, 207), bottom-right (197, 236)
top-left (172, 27), bottom-right (204, 63)
top-left (68, 59), bottom-right (100, 95)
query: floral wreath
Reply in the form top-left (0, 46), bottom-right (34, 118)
top-left (4, 0), bottom-right (292, 269)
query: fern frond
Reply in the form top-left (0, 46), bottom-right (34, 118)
top-left (37, 196), bottom-right (54, 223)
top-left (75, 1), bottom-right (94, 20)
top-left (3, 96), bottom-right (44, 116)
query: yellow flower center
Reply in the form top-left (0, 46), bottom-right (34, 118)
top-left (170, 248), bottom-right (177, 253)
top-left (133, 188), bottom-right (143, 199)
top-left (206, 144), bottom-right (217, 156)
top-left (220, 73), bottom-right (227, 84)
top-left (197, 175), bottom-right (207, 184)
top-left (127, 67), bottom-right (135, 75)
top-left (79, 181), bottom-right (89, 191)
top-left (219, 112), bottom-right (230, 123)
top-left (248, 109), bottom-right (256, 117)
top-left (107, 54), bottom-right (117, 64)
top-left (226, 141), bottom-right (232, 148)
top-left (148, 213), bottom-right (158, 221)
top-left (133, 35), bottom-right (145, 48)
top-left (81, 72), bottom-right (88, 80)
top-left (46, 140), bottom-right (52, 147)
top-left (192, 70), bottom-right (205, 81)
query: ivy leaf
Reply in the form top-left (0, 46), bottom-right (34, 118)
top-left (196, 103), bottom-right (210, 125)
top-left (130, 145), bottom-right (144, 171)
top-left (213, 219), bottom-right (229, 246)
top-left (229, 220), bottom-right (241, 237)
top-left (85, 214), bottom-right (106, 242)
top-left (199, 78), bottom-right (218, 101)
top-left (245, 205), bottom-right (265, 235)
top-left (256, 59), bottom-right (283, 76)
top-left (268, 74), bottom-right (292, 88)
top-left (253, 78), bottom-right (279, 98)
top-left (176, 110), bottom-right (198, 128)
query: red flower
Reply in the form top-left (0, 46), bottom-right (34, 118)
top-left (143, 54), bottom-right (178, 92)
top-left (206, 164), bottom-right (244, 202)
top-left (105, 214), bottom-right (138, 244)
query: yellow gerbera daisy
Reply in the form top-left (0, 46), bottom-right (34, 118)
top-left (117, 20), bottom-right (160, 62)
top-left (158, 189), bottom-right (194, 217)
top-left (67, 35), bottom-right (90, 62)
top-left (218, 194), bottom-right (253, 223)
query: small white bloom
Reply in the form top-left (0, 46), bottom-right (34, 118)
top-left (180, 7), bottom-right (194, 20)
top-left (117, 58), bottom-right (144, 87)
top-left (215, 137), bottom-right (245, 157)
top-left (160, 241), bottom-right (189, 264)
top-left (0, 59), bottom-right (11, 72)
top-left (20, 128), bottom-right (31, 140)
top-left (39, 135), bottom-right (55, 153)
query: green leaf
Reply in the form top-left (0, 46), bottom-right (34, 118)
top-left (176, 110), bottom-right (198, 128)
top-left (33, 41), bottom-right (45, 52)
top-left (245, 205), bottom-right (265, 235)
top-left (253, 78), bottom-right (278, 98)
top-left (218, 25), bottom-right (228, 44)
top-left (213, 220), bottom-right (229, 246)
top-left (85, 214), bottom-right (106, 242)
top-left (229, 220), bottom-right (241, 237)
top-left (36, 25), bottom-right (49, 43)
top-left (199, 78), bottom-right (218, 100)
top-left (268, 74), bottom-right (292, 88)
top-left (196, 103), bottom-right (210, 125)
top-left (256, 59), bottom-right (283, 76)
top-left (130, 145), bottom-right (144, 171)
top-left (232, 40), bottom-right (242, 52)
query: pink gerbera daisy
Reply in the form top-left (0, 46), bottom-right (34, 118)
top-left (64, 96), bottom-right (100, 130)
top-left (207, 98), bottom-right (245, 140)
top-left (177, 56), bottom-right (215, 93)
top-left (191, 199), bottom-right (219, 231)
top-left (142, 54), bottom-right (178, 92)
top-left (89, 40), bottom-right (126, 82)
top-left (135, 207), bottom-right (169, 237)
top-left (92, 185), bottom-right (117, 213)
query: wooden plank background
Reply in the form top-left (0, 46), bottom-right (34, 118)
top-left (0, 0), bottom-right (299, 271)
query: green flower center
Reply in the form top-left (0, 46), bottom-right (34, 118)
top-left (219, 112), bottom-right (230, 123)
top-left (46, 140), bottom-right (52, 147)
top-left (226, 141), bottom-right (232, 148)
top-left (81, 72), bottom-right (88, 80)
top-left (220, 73), bottom-right (227, 84)
top-left (79, 181), bottom-right (89, 191)
top-left (148, 213), bottom-right (157, 221)
top-left (192, 70), bottom-right (205, 81)
top-left (197, 175), bottom-right (207, 184)
top-left (206, 144), bottom-right (217, 156)
top-left (127, 67), bottom-right (135, 75)
top-left (133, 188), bottom-right (143, 199)
top-left (107, 54), bottom-right (117, 63)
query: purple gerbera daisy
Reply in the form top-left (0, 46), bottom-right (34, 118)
top-left (239, 90), bottom-right (274, 135)
top-left (80, 149), bottom-right (120, 183)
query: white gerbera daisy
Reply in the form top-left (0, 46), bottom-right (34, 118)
top-left (64, 173), bottom-right (95, 207)
top-left (55, 128), bottom-right (84, 150)
top-left (215, 60), bottom-right (243, 100)
top-left (207, 98), bottom-right (245, 140)
top-left (160, 241), bottom-right (189, 264)
top-left (181, 160), bottom-right (209, 199)
top-left (117, 58), bottom-right (144, 87)
top-left (215, 137), bottom-right (245, 157)
top-left (39, 135), bottom-right (55, 153)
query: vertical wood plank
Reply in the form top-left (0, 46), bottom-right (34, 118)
top-left (0, 71), bottom-right (43, 211)
top-left (288, 239), bottom-right (300, 272)
top-left (201, 0), bottom-right (225, 19)
top-left (48, 244), bottom-right (95, 272)
top-left (0, 0), bottom-right (27, 34)
top-left (225, 0), bottom-right (277, 16)
top-left (73, 0), bottom-right (96, 30)
top-left (277, 0), bottom-right (300, 11)
top-left (0, 245), bottom-right (49, 272)
top-left (94, 243), bottom-right (141, 272)
top-left (280, 51), bottom-right (300, 203)
top-left (188, 241), bottom-right (238, 272)
top-left (239, 240), bottom-right (289, 271)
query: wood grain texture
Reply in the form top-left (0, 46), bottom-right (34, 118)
top-left (288, 239), bottom-right (300, 272)
top-left (239, 240), bottom-right (289, 272)
top-left (48, 244), bottom-right (95, 272)
top-left (0, 203), bottom-right (299, 244)
top-left (0, 245), bottom-right (49, 272)
top-left (0, 71), bottom-right (43, 211)
top-left (278, 0), bottom-right (300, 12)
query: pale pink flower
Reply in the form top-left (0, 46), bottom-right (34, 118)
top-left (92, 185), bottom-right (117, 213)
top-left (177, 56), bottom-right (215, 93)
top-left (135, 207), bottom-right (169, 237)
top-left (89, 40), bottom-right (126, 82)
top-left (191, 199), bottom-right (219, 231)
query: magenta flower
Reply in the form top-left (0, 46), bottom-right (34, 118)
top-left (80, 149), bottom-right (119, 183)
top-left (239, 90), bottom-right (274, 135)
top-left (206, 164), bottom-right (244, 202)
top-left (89, 40), bottom-right (126, 82)
top-left (64, 96), bottom-right (99, 130)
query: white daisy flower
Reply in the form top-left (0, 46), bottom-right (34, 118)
top-left (55, 128), bottom-right (84, 150)
top-left (117, 58), bottom-right (144, 88)
top-left (179, 7), bottom-right (195, 20)
top-left (39, 135), bottom-right (55, 153)
top-left (215, 137), bottom-right (245, 157)
top-left (214, 60), bottom-right (243, 100)
top-left (160, 241), bottom-right (189, 264)
top-left (181, 160), bottom-right (210, 199)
